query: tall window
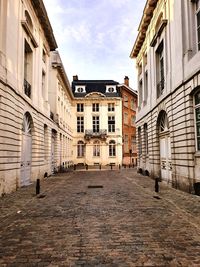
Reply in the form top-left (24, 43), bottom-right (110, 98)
top-left (124, 135), bottom-right (129, 153)
top-left (131, 136), bottom-right (136, 153)
top-left (138, 127), bottom-right (142, 156)
top-left (24, 40), bottom-right (32, 98)
top-left (77, 141), bottom-right (84, 157)
top-left (131, 115), bottom-right (136, 126)
top-left (144, 71), bottom-right (148, 104)
top-left (108, 103), bottom-right (115, 111)
top-left (92, 103), bottom-right (99, 112)
top-left (124, 113), bottom-right (128, 124)
top-left (109, 140), bottom-right (116, 156)
top-left (77, 116), bottom-right (84, 133)
top-left (42, 71), bottom-right (46, 99)
top-left (93, 116), bottom-right (99, 132)
top-left (131, 99), bottom-right (136, 110)
top-left (124, 95), bottom-right (128, 107)
top-left (156, 41), bottom-right (164, 98)
top-left (195, 90), bottom-right (200, 150)
top-left (144, 123), bottom-right (148, 155)
top-left (93, 141), bottom-right (100, 157)
top-left (196, 0), bottom-right (200, 51)
top-left (77, 103), bottom-right (84, 112)
top-left (139, 79), bottom-right (143, 107)
top-left (108, 116), bottom-right (115, 132)
top-left (44, 125), bottom-right (48, 160)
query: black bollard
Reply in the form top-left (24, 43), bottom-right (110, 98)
top-left (111, 164), bottom-right (113, 170)
top-left (99, 164), bottom-right (101, 170)
top-left (74, 164), bottom-right (76, 171)
top-left (36, 179), bottom-right (40, 195)
top-left (155, 178), bottom-right (159, 193)
top-left (119, 164), bottom-right (121, 170)
top-left (86, 164), bottom-right (88, 170)
top-left (129, 164), bottom-right (131, 168)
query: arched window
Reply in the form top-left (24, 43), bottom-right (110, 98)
top-left (158, 111), bottom-right (169, 133)
top-left (22, 112), bottom-right (32, 134)
top-left (93, 141), bottom-right (100, 157)
top-left (194, 90), bottom-right (200, 150)
top-left (109, 140), bottom-right (116, 157)
top-left (77, 141), bottom-right (84, 157)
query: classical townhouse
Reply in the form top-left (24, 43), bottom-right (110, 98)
top-left (130, 0), bottom-right (200, 193)
top-left (119, 76), bottom-right (137, 165)
top-left (72, 76), bottom-right (123, 166)
top-left (0, 0), bottom-right (73, 196)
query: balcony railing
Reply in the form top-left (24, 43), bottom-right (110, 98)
top-left (85, 129), bottom-right (107, 140)
top-left (24, 79), bottom-right (31, 98)
top-left (157, 78), bottom-right (165, 98)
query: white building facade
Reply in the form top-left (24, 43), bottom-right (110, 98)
top-left (72, 78), bottom-right (123, 166)
top-left (0, 0), bottom-right (73, 196)
top-left (131, 0), bottom-right (200, 193)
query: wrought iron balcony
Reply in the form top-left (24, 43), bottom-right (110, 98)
top-left (84, 129), bottom-right (107, 140)
top-left (157, 78), bottom-right (165, 98)
top-left (24, 79), bottom-right (31, 98)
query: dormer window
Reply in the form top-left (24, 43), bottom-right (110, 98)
top-left (106, 85), bottom-right (116, 93)
top-left (75, 86), bottom-right (86, 93)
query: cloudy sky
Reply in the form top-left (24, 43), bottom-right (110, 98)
top-left (43, 0), bottom-right (146, 89)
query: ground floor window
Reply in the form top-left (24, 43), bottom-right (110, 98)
top-left (93, 141), bottom-right (100, 157)
top-left (109, 140), bottom-right (116, 156)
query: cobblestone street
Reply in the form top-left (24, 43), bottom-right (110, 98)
top-left (1, 169), bottom-right (200, 267)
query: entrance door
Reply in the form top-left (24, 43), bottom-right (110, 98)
top-left (51, 132), bottom-right (56, 174)
top-left (160, 135), bottom-right (172, 182)
top-left (21, 114), bottom-right (32, 186)
top-left (158, 111), bottom-right (172, 183)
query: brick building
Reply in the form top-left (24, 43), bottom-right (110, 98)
top-left (119, 77), bottom-right (137, 165)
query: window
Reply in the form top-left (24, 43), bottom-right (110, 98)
top-left (144, 71), bottom-right (148, 104)
top-left (77, 103), bottom-right (84, 112)
top-left (93, 116), bottom-right (99, 132)
top-left (131, 115), bottom-right (136, 126)
top-left (131, 136), bottom-right (136, 153)
top-left (108, 103), bottom-right (115, 112)
top-left (77, 141), bottom-right (84, 157)
top-left (109, 140), bottom-right (116, 156)
top-left (194, 90), bottom-right (200, 150)
top-left (92, 103), bottom-right (99, 112)
top-left (77, 116), bottom-right (84, 133)
top-left (124, 113), bottom-right (128, 124)
top-left (156, 41), bottom-right (164, 98)
top-left (124, 135), bottom-right (129, 153)
top-left (196, 0), bottom-right (200, 51)
top-left (139, 79), bottom-right (143, 107)
top-left (124, 95), bottom-right (128, 107)
top-left (106, 85), bottom-right (117, 93)
top-left (144, 123), bottom-right (148, 155)
top-left (108, 116), bottom-right (115, 132)
top-left (44, 125), bottom-right (48, 160)
top-left (75, 86), bottom-right (86, 93)
top-left (131, 99), bottom-right (135, 110)
top-left (138, 127), bottom-right (142, 156)
top-left (93, 141), bottom-right (100, 157)
top-left (42, 71), bottom-right (46, 99)
top-left (24, 40), bottom-right (33, 98)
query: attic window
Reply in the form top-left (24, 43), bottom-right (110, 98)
top-left (106, 85), bottom-right (116, 93)
top-left (75, 86), bottom-right (86, 93)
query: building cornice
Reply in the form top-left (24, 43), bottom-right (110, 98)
top-left (31, 0), bottom-right (58, 51)
top-left (130, 0), bottom-right (158, 58)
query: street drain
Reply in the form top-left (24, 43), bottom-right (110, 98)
top-left (88, 185), bottom-right (103, 189)
top-left (153, 195), bottom-right (161, 200)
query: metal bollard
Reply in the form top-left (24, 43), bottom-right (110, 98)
top-left (111, 164), bottom-right (113, 170)
top-left (99, 164), bottom-right (101, 170)
top-left (36, 179), bottom-right (40, 195)
top-left (155, 178), bottom-right (159, 193)
top-left (74, 164), bottom-right (76, 171)
top-left (129, 164), bottom-right (131, 168)
top-left (119, 164), bottom-right (121, 170)
top-left (86, 164), bottom-right (88, 170)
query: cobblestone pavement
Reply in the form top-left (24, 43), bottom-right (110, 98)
top-left (1, 169), bottom-right (200, 267)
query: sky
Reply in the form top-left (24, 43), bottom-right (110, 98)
top-left (43, 0), bottom-right (146, 89)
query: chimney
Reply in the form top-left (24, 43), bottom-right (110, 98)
top-left (73, 75), bottom-right (78, 81)
top-left (124, 76), bottom-right (129, 87)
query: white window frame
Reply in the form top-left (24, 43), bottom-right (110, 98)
top-left (108, 103), bottom-right (115, 112)
top-left (196, 0), bottom-right (200, 51)
top-left (77, 103), bottom-right (84, 112)
top-left (75, 86), bottom-right (86, 93)
top-left (93, 141), bottom-right (100, 157)
top-left (77, 116), bottom-right (84, 133)
top-left (92, 103), bottom-right (99, 112)
top-left (194, 90), bottom-right (200, 151)
top-left (77, 141), bottom-right (85, 157)
top-left (93, 116), bottom-right (99, 133)
top-left (109, 140), bottom-right (116, 157)
top-left (108, 116), bottom-right (115, 133)
top-left (106, 85), bottom-right (117, 93)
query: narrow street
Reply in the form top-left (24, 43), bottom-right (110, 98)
top-left (1, 169), bottom-right (200, 267)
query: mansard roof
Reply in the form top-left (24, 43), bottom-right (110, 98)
top-left (31, 0), bottom-right (58, 50)
top-left (72, 80), bottom-right (120, 98)
top-left (130, 0), bottom-right (158, 58)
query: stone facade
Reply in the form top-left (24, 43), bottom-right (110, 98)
top-left (130, 0), bottom-right (200, 193)
top-left (0, 0), bottom-right (73, 196)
